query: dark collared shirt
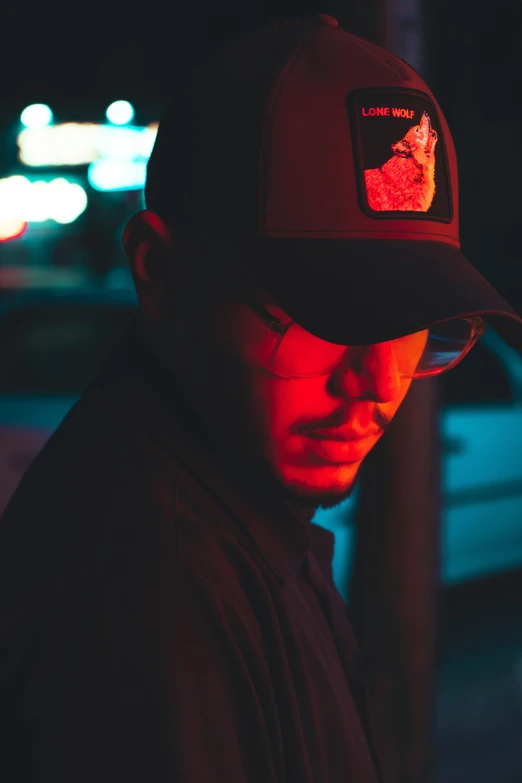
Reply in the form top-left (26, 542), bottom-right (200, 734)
top-left (0, 322), bottom-right (383, 782)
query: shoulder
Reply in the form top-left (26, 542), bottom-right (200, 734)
top-left (173, 464), bottom-right (275, 623)
top-left (0, 387), bottom-right (271, 659)
top-left (0, 388), bottom-right (175, 635)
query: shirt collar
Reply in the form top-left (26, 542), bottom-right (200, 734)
top-left (89, 319), bottom-right (335, 586)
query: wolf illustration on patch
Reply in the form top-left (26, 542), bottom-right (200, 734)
top-left (364, 111), bottom-right (438, 212)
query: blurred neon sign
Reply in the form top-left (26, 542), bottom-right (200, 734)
top-left (18, 123), bottom-right (158, 167)
top-left (88, 159), bottom-right (147, 191)
top-left (0, 176), bottom-right (88, 223)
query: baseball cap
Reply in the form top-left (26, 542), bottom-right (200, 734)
top-left (145, 14), bottom-right (522, 349)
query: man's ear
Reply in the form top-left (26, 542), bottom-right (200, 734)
top-left (122, 209), bottom-right (174, 286)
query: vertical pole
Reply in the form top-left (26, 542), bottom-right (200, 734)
top-left (349, 379), bottom-right (441, 783)
top-left (347, 5), bottom-right (442, 783)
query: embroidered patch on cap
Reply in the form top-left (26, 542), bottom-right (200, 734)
top-left (347, 89), bottom-right (452, 221)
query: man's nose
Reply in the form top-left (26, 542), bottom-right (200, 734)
top-left (336, 341), bottom-right (403, 402)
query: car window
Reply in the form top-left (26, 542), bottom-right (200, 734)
top-left (440, 338), bottom-right (514, 405)
top-left (0, 303), bottom-right (137, 394)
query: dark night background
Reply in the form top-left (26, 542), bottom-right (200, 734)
top-left (1, 2), bottom-right (522, 782)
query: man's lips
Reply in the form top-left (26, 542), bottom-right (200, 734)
top-left (305, 427), bottom-right (381, 442)
top-left (303, 428), bottom-right (380, 464)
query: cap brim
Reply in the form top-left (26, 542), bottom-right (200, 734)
top-left (239, 238), bottom-right (522, 350)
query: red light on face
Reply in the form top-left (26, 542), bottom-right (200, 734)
top-left (0, 219), bottom-right (28, 242)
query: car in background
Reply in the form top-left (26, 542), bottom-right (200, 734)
top-left (1, 289), bottom-right (522, 593)
top-left (0, 285), bottom-right (137, 514)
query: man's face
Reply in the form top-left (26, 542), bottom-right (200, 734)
top-left (172, 278), bottom-right (421, 509)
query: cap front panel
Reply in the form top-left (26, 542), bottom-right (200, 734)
top-left (262, 23), bottom-right (460, 245)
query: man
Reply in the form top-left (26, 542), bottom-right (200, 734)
top-left (1, 14), bottom-right (521, 783)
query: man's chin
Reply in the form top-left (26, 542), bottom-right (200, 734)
top-left (276, 461), bottom-right (361, 510)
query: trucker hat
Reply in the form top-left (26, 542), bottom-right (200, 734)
top-left (145, 13), bottom-right (522, 349)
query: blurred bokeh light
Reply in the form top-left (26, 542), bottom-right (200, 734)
top-left (20, 103), bottom-right (53, 129)
top-left (106, 100), bottom-right (135, 125)
top-left (0, 176), bottom-right (88, 224)
top-left (0, 219), bottom-right (27, 242)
